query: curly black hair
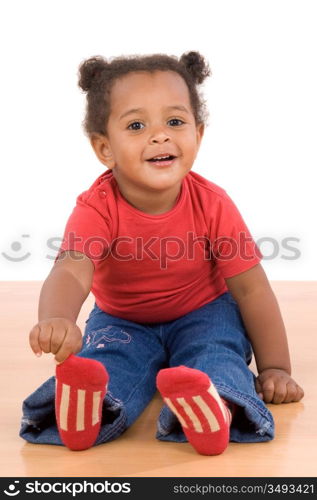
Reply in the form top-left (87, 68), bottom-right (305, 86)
top-left (78, 51), bottom-right (211, 137)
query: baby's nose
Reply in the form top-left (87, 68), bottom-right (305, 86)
top-left (149, 130), bottom-right (171, 143)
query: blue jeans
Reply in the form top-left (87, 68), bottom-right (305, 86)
top-left (20, 292), bottom-right (274, 446)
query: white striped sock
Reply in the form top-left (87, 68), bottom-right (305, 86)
top-left (164, 397), bottom-right (188, 428)
top-left (207, 383), bottom-right (228, 422)
top-left (92, 391), bottom-right (102, 426)
top-left (60, 383), bottom-right (70, 431)
top-left (177, 397), bottom-right (203, 432)
top-left (192, 395), bottom-right (220, 432)
top-left (76, 389), bottom-right (86, 431)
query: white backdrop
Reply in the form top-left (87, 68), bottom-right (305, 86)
top-left (0, 0), bottom-right (316, 280)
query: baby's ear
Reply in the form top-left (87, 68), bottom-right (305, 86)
top-left (90, 133), bottom-right (115, 169)
top-left (196, 123), bottom-right (205, 147)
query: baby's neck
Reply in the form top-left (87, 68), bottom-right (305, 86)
top-left (116, 181), bottom-right (183, 215)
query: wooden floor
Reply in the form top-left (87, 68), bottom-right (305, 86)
top-left (1, 281), bottom-right (316, 477)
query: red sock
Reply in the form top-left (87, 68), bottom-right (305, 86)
top-left (55, 354), bottom-right (109, 451)
top-left (156, 366), bottom-right (232, 455)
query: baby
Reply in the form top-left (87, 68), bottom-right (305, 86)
top-left (21, 51), bottom-right (304, 455)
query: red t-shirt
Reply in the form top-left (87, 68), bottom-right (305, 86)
top-left (56, 169), bottom-right (262, 323)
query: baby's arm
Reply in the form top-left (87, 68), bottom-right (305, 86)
top-left (225, 264), bottom-right (304, 404)
top-left (29, 250), bottom-right (94, 362)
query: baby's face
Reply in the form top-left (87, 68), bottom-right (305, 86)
top-left (93, 70), bottom-right (204, 204)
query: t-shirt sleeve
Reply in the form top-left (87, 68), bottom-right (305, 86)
top-left (55, 198), bottom-right (111, 271)
top-left (210, 192), bottom-right (262, 278)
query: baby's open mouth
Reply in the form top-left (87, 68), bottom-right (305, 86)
top-left (147, 155), bottom-right (176, 163)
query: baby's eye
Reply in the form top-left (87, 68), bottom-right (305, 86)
top-left (127, 121), bottom-right (145, 131)
top-left (168, 118), bottom-right (185, 126)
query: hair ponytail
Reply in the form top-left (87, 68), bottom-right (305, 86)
top-left (180, 51), bottom-right (211, 84)
top-left (78, 56), bottom-right (109, 92)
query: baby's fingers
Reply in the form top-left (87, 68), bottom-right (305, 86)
top-left (38, 323), bottom-right (53, 353)
top-left (54, 328), bottom-right (82, 363)
top-left (255, 378), bottom-right (264, 400)
top-left (50, 327), bottom-right (67, 355)
top-left (261, 378), bottom-right (275, 403)
top-left (29, 324), bottom-right (42, 357)
top-left (285, 382), bottom-right (305, 403)
top-left (271, 379), bottom-right (287, 404)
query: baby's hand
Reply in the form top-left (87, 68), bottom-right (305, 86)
top-left (29, 317), bottom-right (83, 363)
top-left (255, 368), bottom-right (304, 404)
